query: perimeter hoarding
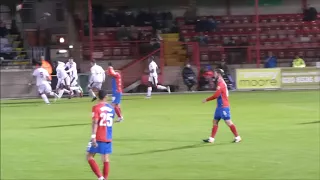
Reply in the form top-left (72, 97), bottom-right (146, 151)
top-left (236, 68), bottom-right (281, 90)
top-left (281, 67), bottom-right (320, 89)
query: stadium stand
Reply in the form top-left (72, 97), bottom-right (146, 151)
top-left (178, 13), bottom-right (320, 65)
top-left (0, 5), bottom-right (30, 67)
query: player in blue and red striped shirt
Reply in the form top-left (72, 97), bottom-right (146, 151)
top-left (202, 69), bottom-right (241, 143)
top-left (107, 63), bottom-right (124, 122)
top-left (87, 90), bottom-right (115, 180)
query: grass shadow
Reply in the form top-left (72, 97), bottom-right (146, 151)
top-left (299, 120), bottom-right (320, 125)
top-left (33, 123), bottom-right (90, 129)
top-left (119, 142), bottom-right (231, 156)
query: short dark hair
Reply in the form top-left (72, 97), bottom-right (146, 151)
top-left (108, 62), bottom-right (112, 66)
top-left (98, 90), bottom-right (107, 100)
top-left (35, 60), bottom-right (42, 66)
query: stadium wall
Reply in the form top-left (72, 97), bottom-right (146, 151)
top-left (0, 70), bottom-right (37, 99)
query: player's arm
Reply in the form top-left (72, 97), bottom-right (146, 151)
top-left (89, 67), bottom-right (95, 83)
top-left (107, 67), bottom-right (119, 78)
top-left (202, 86), bottom-right (222, 103)
top-left (91, 107), bottom-right (99, 147)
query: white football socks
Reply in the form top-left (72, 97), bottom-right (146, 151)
top-left (88, 89), bottom-right (96, 98)
top-left (157, 85), bottom-right (167, 90)
top-left (147, 87), bottom-right (152, 96)
top-left (41, 94), bottom-right (49, 104)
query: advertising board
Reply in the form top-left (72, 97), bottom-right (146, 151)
top-left (236, 68), bottom-right (281, 90)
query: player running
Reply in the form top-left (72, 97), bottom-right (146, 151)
top-left (146, 56), bottom-right (170, 98)
top-left (202, 69), bottom-right (241, 143)
top-left (65, 58), bottom-right (83, 97)
top-left (87, 90), bottom-right (115, 180)
top-left (32, 61), bottom-right (59, 104)
top-left (107, 62), bottom-right (124, 122)
top-left (55, 61), bottom-right (72, 99)
top-left (88, 60), bottom-right (106, 102)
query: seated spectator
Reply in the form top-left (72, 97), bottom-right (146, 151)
top-left (184, 7), bottom-right (197, 25)
top-left (195, 32), bottom-right (208, 45)
top-left (292, 55), bottom-right (306, 68)
top-left (198, 66), bottom-right (214, 91)
top-left (0, 37), bottom-right (14, 60)
top-left (303, 4), bottom-right (318, 22)
top-left (207, 18), bottom-right (217, 32)
top-left (264, 51), bottom-right (277, 68)
top-left (116, 25), bottom-right (130, 41)
top-left (0, 21), bottom-right (9, 37)
top-left (182, 62), bottom-right (196, 91)
top-left (150, 30), bottom-right (162, 49)
top-left (195, 17), bottom-right (208, 32)
top-left (223, 38), bottom-right (236, 46)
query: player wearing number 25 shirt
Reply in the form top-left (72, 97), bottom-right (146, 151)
top-left (86, 90), bottom-right (115, 180)
top-left (202, 69), bottom-right (241, 144)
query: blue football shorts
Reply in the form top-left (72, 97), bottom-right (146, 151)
top-left (87, 141), bottom-right (112, 155)
top-left (112, 92), bottom-right (122, 104)
top-left (214, 107), bottom-right (231, 120)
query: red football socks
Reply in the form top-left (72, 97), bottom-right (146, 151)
top-left (88, 159), bottom-right (102, 178)
top-left (211, 125), bottom-right (218, 138)
top-left (103, 162), bottom-right (109, 179)
top-left (229, 124), bottom-right (239, 137)
top-left (114, 105), bottom-right (122, 118)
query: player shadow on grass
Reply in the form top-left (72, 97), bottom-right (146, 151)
top-left (119, 142), bottom-right (231, 156)
top-left (299, 120), bottom-right (320, 125)
top-left (33, 123), bottom-right (90, 129)
top-left (0, 100), bottom-right (42, 107)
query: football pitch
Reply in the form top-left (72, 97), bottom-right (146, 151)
top-left (1, 90), bottom-right (319, 180)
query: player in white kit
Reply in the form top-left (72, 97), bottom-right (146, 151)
top-left (65, 58), bottom-right (83, 97)
top-left (55, 61), bottom-right (72, 99)
top-left (88, 60), bottom-right (105, 102)
top-left (32, 61), bottom-right (59, 104)
top-left (146, 56), bottom-right (170, 98)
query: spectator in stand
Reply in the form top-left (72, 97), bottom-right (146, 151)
top-left (207, 18), bottom-right (217, 32)
top-left (0, 37), bottom-right (14, 60)
top-left (184, 7), bottom-right (197, 25)
top-left (129, 25), bottom-right (139, 40)
top-left (195, 17), bottom-right (208, 32)
top-left (0, 21), bottom-right (9, 37)
top-left (264, 51), bottom-right (277, 68)
top-left (116, 25), bottom-right (130, 41)
top-left (303, 4), bottom-right (318, 22)
top-left (182, 62), bottom-right (196, 91)
top-left (150, 30), bottom-right (162, 49)
top-left (195, 32), bottom-right (208, 46)
top-left (198, 66), bottom-right (214, 91)
top-left (224, 38), bottom-right (236, 46)
top-left (292, 55), bottom-right (306, 68)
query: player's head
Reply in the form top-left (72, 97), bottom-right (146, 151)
top-left (213, 68), bottom-right (224, 79)
top-left (108, 62), bottom-right (112, 67)
top-left (98, 90), bottom-right (108, 101)
top-left (68, 57), bottom-right (74, 64)
top-left (35, 60), bottom-right (42, 67)
top-left (90, 60), bottom-right (96, 67)
top-left (148, 56), bottom-right (155, 63)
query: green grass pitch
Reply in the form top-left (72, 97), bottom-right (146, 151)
top-left (1, 91), bottom-right (319, 180)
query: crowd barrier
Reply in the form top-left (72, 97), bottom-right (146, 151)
top-left (236, 67), bottom-right (320, 90)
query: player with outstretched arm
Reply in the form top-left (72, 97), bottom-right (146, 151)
top-left (32, 61), bottom-right (59, 104)
top-left (202, 69), bottom-right (241, 143)
top-left (107, 62), bottom-right (124, 122)
top-left (87, 90), bottom-right (115, 180)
